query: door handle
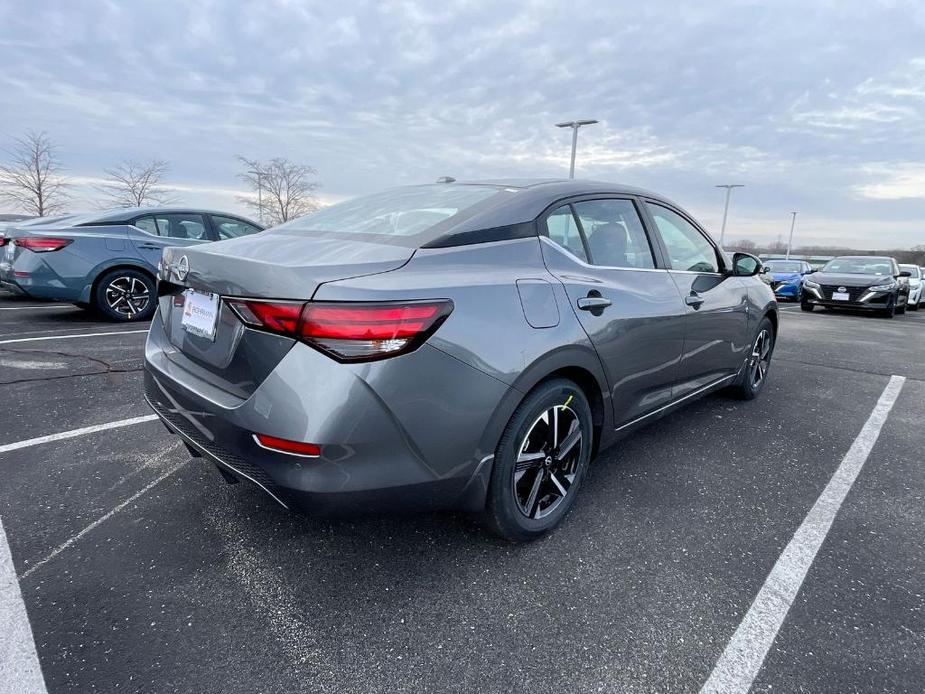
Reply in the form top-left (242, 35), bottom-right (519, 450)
top-left (577, 296), bottom-right (612, 311)
top-left (137, 243), bottom-right (161, 250)
top-left (685, 293), bottom-right (705, 308)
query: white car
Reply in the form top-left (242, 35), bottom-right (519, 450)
top-left (900, 264), bottom-right (922, 310)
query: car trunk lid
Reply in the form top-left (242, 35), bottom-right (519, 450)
top-left (156, 231), bottom-right (415, 397)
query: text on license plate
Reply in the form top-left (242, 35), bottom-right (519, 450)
top-left (181, 289), bottom-right (220, 339)
top-left (832, 291), bottom-right (850, 301)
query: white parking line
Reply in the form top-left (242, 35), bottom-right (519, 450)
top-left (19, 461), bottom-right (184, 581)
top-left (0, 415), bottom-right (159, 455)
top-left (700, 375), bottom-right (906, 694)
top-left (0, 305), bottom-right (69, 311)
top-left (0, 518), bottom-right (48, 694)
top-left (0, 330), bottom-right (147, 345)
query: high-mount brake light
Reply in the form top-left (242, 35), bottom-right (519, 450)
top-left (299, 300), bottom-right (453, 361)
top-left (226, 297), bottom-right (453, 362)
top-left (14, 237), bottom-right (72, 252)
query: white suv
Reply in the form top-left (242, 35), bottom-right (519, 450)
top-left (900, 264), bottom-right (922, 310)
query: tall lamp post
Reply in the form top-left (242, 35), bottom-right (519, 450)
top-left (785, 211), bottom-right (798, 260)
top-left (555, 119), bottom-right (599, 179)
top-left (715, 184), bottom-right (744, 248)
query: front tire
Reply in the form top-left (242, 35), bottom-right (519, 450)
top-left (729, 317), bottom-right (775, 400)
top-left (800, 299), bottom-right (814, 312)
top-left (93, 268), bottom-right (156, 322)
top-left (483, 379), bottom-right (593, 543)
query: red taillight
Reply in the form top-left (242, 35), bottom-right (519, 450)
top-left (226, 299), bottom-right (303, 335)
top-left (0, 235), bottom-right (7, 247)
top-left (14, 237), bottom-right (72, 252)
top-left (226, 298), bottom-right (453, 362)
top-left (299, 300), bottom-right (453, 361)
top-left (253, 433), bottom-right (320, 457)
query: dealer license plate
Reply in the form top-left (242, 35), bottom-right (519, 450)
top-left (181, 289), bottom-right (220, 340)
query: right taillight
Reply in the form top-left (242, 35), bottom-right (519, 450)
top-left (226, 298), bottom-right (453, 362)
top-left (14, 237), bottom-right (72, 252)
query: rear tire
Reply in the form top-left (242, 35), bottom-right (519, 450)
top-left (729, 317), bottom-right (775, 401)
top-left (483, 379), bottom-right (593, 543)
top-left (93, 268), bottom-right (156, 322)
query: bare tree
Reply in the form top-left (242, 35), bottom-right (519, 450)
top-left (236, 156), bottom-right (319, 226)
top-left (0, 131), bottom-right (69, 216)
top-left (97, 158), bottom-right (177, 208)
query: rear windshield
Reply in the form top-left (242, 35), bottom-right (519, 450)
top-left (822, 257), bottom-right (893, 275)
top-left (764, 261), bottom-right (802, 272)
top-left (274, 185), bottom-right (510, 245)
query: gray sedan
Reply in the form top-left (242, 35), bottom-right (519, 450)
top-left (144, 179), bottom-right (776, 541)
top-left (0, 208), bottom-right (263, 321)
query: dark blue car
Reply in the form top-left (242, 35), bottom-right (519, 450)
top-left (763, 259), bottom-right (814, 301)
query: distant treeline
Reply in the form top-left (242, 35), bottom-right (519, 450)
top-left (727, 239), bottom-right (925, 265)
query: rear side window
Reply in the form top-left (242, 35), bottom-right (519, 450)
top-left (212, 215), bottom-right (261, 240)
top-left (545, 205), bottom-right (588, 262)
top-left (134, 216), bottom-right (159, 236)
top-left (572, 199), bottom-right (654, 269)
top-left (154, 213), bottom-right (208, 240)
top-left (646, 203), bottom-right (719, 273)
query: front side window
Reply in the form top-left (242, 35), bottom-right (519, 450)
top-left (154, 213), bottom-right (208, 240)
top-left (572, 199), bottom-right (654, 269)
top-left (646, 203), bottom-right (719, 273)
top-left (212, 215), bottom-right (262, 240)
top-left (544, 205), bottom-right (588, 262)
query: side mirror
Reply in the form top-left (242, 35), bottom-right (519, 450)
top-left (731, 252), bottom-right (762, 277)
top-left (805, 268), bottom-right (816, 274)
top-left (899, 270), bottom-right (912, 277)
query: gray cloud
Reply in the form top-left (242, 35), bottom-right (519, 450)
top-left (1, 0), bottom-right (923, 247)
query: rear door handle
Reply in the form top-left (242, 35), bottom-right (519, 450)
top-left (137, 243), bottom-right (162, 250)
top-left (577, 296), bottom-right (612, 311)
top-left (685, 293), bottom-right (705, 308)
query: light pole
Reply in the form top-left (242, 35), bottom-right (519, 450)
top-left (785, 211), bottom-right (798, 260)
top-left (555, 119), bottom-right (599, 179)
top-left (715, 184), bottom-right (744, 248)
top-left (247, 168), bottom-right (264, 225)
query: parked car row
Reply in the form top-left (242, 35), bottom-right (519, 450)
top-left (0, 208), bottom-right (263, 320)
top-left (760, 256), bottom-right (923, 318)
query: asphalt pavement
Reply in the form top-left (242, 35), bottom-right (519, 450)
top-left (0, 292), bottom-right (922, 693)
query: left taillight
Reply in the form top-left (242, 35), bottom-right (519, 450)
top-left (226, 298), bottom-right (453, 362)
top-left (14, 237), bottom-right (72, 252)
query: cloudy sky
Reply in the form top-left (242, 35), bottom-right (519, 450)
top-left (1, 0), bottom-right (924, 247)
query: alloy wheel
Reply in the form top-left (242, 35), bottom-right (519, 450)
top-left (513, 404), bottom-right (583, 519)
top-left (104, 276), bottom-right (150, 317)
top-left (749, 329), bottom-right (772, 388)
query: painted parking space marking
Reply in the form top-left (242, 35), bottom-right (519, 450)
top-left (0, 518), bottom-right (48, 694)
top-left (0, 305), bottom-right (71, 311)
top-left (0, 415), bottom-right (159, 455)
top-left (700, 375), bottom-right (906, 694)
top-left (0, 330), bottom-right (147, 345)
top-left (19, 460), bottom-right (184, 581)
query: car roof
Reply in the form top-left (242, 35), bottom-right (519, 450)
top-left (420, 178), bottom-right (690, 246)
top-left (87, 207), bottom-right (259, 224)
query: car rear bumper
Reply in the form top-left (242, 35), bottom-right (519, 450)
top-left (143, 313), bottom-right (509, 516)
